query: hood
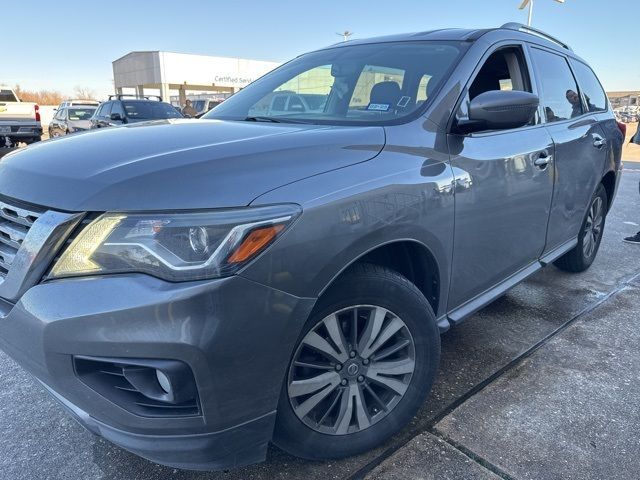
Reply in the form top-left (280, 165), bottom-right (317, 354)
top-left (68, 119), bottom-right (92, 130)
top-left (0, 119), bottom-right (384, 211)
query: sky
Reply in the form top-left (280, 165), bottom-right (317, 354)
top-left (2, 0), bottom-right (638, 98)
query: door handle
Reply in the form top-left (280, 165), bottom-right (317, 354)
top-left (534, 152), bottom-right (552, 168)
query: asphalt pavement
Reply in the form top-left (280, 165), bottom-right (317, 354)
top-left (0, 167), bottom-right (639, 480)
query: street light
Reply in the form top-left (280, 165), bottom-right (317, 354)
top-left (519, 0), bottom-right (565, 26)
top-left (336, 31), bottom-right (353, 42)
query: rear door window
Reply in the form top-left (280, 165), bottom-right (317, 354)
top-left (530, 48), bottom-right (583, 122)
top-left (570, 60), bottom-right (607, 113)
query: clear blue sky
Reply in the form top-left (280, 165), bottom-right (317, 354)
top-left (3, 0), bottom-right (638, 98)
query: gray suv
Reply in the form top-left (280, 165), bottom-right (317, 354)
top-left (0, 24), bottom-right (624, 471)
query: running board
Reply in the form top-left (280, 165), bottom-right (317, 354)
top-left (539, 237), bottom-right (578, 266)
top-left (447, 262), bottom-right (541, 325)
top-left (440, 236), bottom-right (578, 331)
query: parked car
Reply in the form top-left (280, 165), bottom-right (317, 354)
top-left (618, 111), bottom-right (635, 123)
top-left (0, 23), bottom-right (624, 471)
top-left (57, 99), bottom-right (100, 110)
top-left (0, 87), bottom-right (42, 147)
top-left (48, 105), bottom-right (98, 137)
top-left (192, 98), bottom-right (225, 116)
top-left (90, 95), bottom-right (183, 128)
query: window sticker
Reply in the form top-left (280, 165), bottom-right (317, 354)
top-left (397, 96), bottom-right (411, 108)
top-left (367, 103), bottom-right (391, 111)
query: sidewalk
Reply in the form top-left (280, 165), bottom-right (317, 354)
top-left (367, 274), bottom-right (640, 480)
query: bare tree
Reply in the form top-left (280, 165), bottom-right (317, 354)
top-left (12, 86), bottom-right (63, 105)
top-left (73, 85), bottom-right (96, 100)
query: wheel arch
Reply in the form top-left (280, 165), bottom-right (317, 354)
top-left (317, 239), bottom-right (441, 316)
top-left (601, 170), bottom-right (617, 213)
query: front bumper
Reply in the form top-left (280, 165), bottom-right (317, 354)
top-left (0, 273), bottom-right (315, 470)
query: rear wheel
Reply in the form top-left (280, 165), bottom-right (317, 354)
top-left (554, 184), bottom-right (607, 273)
top-left (273, 263), bottom-right (440, 460)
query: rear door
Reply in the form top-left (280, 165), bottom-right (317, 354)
top-left (528, 47), bottom-right (608, 253)
top-left (447, 43), bottom-right (555, 311)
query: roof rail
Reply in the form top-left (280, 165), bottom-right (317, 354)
top-left (107, 94), bottom-right (163, 102)
top-left (500, 22), bottom-right (572, 51)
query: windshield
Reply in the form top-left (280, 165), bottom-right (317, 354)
top-left (123, 101), bottom-right (183, 120)
top-left (68, 107), bottom-right (96, 120)
top-left (204, 41), bottom-right (466, 125)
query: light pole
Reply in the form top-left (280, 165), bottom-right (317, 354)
top-left (336, 31), bottom-right (353, 42)
top-left (519, 0), bottom-right (565, 26)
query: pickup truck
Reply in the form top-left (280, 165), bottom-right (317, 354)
top-left (0, 88), bottom-right (43, 147)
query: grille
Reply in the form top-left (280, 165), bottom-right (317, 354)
top-left (0, 199), bottom-right (43, 279)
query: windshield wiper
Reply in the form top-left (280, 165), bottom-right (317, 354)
top-left (243, 116), bottom-right (311, 124)
top-left (244, 116), bottom-right (284, 123)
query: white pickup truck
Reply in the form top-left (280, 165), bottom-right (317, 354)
top-left (0, 88), bottom-right (42, 147)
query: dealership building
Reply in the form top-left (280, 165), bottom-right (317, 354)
top-left (112, 51), bottom-right (280, 104)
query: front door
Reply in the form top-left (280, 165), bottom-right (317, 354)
top-left (447, 44), bottom-right (555, 311)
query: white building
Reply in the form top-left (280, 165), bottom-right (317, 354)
top-left (112, 51), bottom-right (280, 104)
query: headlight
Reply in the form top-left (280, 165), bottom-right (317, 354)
top-left (49, 204), bottom-right (301, 282)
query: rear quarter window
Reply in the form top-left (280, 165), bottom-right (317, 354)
top-left (570, 59), bottom-right (608, 113)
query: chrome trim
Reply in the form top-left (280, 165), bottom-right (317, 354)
top-left (0, 209), bottom-right (84, 303)
top-left (0, 199), bottom-right (41, 227)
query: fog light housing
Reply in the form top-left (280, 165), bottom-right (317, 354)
top-left (156, 369), bottom-right (172, 394)
top-left (74, 356), bottom-right (199, 417)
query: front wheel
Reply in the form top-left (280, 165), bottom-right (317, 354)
top-left (554, 184), bottom-right (607, 273)
top-left (273, 263), bottom-right (440, 460)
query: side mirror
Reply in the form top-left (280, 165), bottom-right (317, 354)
top-left (459, 90), bottom-right (539, 133)
top-left (110, 113), bottom-right (123, 122)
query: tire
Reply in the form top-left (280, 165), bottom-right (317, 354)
top-left (273, 263), bottom-right (440, 460)
top-left (554, 183), bottom-right (607, 273)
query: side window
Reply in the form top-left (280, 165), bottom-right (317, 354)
top-left (416, 74), bottom-right (434, 104)
top-left (570, 60), bottom-right (607, 113)
top-left (456, 46), bottom-right (535, 127)
top-left (111, 101), bottom-right (125, 117)
top-left (101, 102), bottom-right (113, 118)
top-left (530, 48), bottom-right (583, 122)
top-left (270, 95), bottom-right (287, 112)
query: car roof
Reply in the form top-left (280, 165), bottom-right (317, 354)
top-left (321, 24), bottom-right (583, 61)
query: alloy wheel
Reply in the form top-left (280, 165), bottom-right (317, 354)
top-left (583, 196), bottom-right (604, 259)
top-left (287, 305), bottom-right (416, 435)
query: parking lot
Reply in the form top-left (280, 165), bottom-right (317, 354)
top-left (0, 161), bottom-right (638, 479)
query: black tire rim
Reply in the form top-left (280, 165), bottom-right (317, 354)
top-left (287, 305), bottom-right (416, 435)
top-left (583, 196), bottom-right (604, 259)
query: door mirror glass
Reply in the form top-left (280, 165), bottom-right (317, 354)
top-left (110, 113), bottom-right (123, 122)
top-left (461, 90), bottom-right (539, 133)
